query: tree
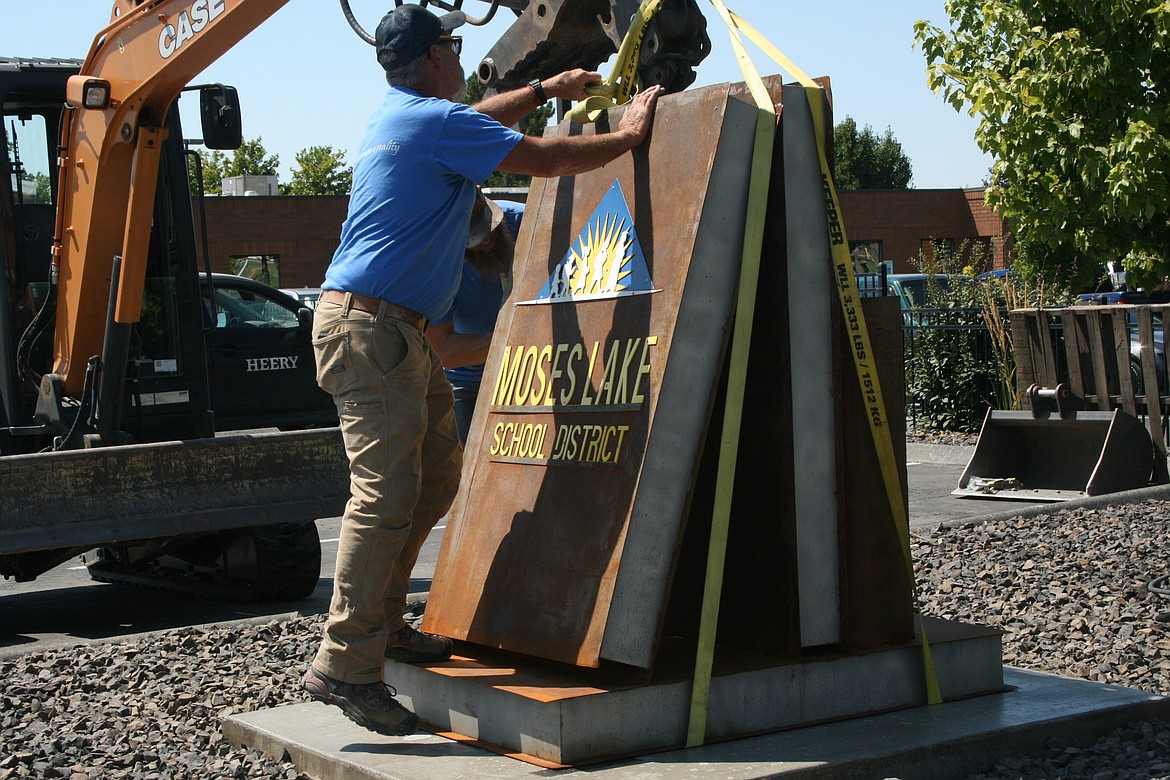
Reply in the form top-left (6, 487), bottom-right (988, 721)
top-left (31, 172), bottom-right (51, 204)
top-left (188, 137), bottom-right (277, 196)
top-left (833, 116), bottom-right (914, 190)
top-left (915, 2), bottom-right (1170, 291)
top-left (463, 72), bottom-right (554, 188)
top-left (224, 136), bottom-right (279, 178)
top-left (283, 145), bottom-right (353, 195)
top-left (188, 148), bottom-right (226, 195)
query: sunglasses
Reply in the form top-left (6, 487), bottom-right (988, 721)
top-left (437, 35), bottom-right (462, 56)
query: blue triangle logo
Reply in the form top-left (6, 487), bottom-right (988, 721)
top-left (521, 180), bottom-right (658, 305)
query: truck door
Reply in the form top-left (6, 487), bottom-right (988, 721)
top-left (201, 277), bottom-right (333, 429)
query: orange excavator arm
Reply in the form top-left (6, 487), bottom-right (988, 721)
top-left (51, 0), bottom-right (292, 396)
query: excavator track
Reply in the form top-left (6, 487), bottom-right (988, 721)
top-left (85, 522), bottom-right (322, 602)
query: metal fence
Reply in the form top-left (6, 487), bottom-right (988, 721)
top-left (901, 307), bottom-right (1006, 432)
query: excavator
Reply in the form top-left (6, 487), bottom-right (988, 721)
top-left (0, 1), bottom-right (709, 598)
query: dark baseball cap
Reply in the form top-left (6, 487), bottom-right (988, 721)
top-left (375, 5), bottom-right (466, 68)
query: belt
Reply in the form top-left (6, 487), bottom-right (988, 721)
top-left (319, 290), bottom-right (427, 330)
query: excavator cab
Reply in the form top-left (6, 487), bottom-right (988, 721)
top-left (1, 59), bottom-right (218, 454)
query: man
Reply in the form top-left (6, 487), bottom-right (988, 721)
top-left (426, 191), bottom-right (524, 444)
top-left (302, 3), bottom-right (662, 737)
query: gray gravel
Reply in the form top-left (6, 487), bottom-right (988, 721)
top-left (3, 500), bottom-right (1170, 779)
top-left (916, 501), bottom-right (1170, 779)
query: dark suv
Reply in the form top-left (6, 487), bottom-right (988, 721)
top-left (201, 274), bottom-right (336, 431)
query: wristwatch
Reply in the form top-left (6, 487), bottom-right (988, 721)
top-left (527, 78), bottom-right (548, 105)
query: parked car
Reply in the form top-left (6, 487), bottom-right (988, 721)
top-left (886, 274), bottom-right (967, 310)
top-left (1127, 310), bottom-right (1168, 394)
top-left (201, 274), bottom-right (335, 431)
top-left (973, 269), bottom-right (1017, 282)
top-left (280, 287), bottom-right (323, 310)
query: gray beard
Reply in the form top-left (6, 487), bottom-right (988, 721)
top-left (466, 226), bottom-right (514, 279)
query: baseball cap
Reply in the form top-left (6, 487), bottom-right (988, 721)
top-left (466, 190), bottom-right (506, 249)
top-left (375, 5), bottom-right (466, 68)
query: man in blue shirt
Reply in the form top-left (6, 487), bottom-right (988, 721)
top-left (302, 3), bottom-right (662, 737)
top-left (427, 193), bottom-right (524, 444)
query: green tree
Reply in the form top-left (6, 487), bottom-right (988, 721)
top-left (463, 73), bottom-right (554, 188)
top-left (32, 172), bottom-right (51, 204)
top-left (224, 136), bottom-right (279, 177)
top-left (283, 145), bottom-right (353, 195)
top-left (833, 116), bottom-right (914, 189)
top-left (915, 2), bottom-right (1170, 291)
top-left (188, 138), bottom-right (276, 195)
top-left (188, 149), bottom-right (226, 195)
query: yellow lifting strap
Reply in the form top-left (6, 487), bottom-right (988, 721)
top-left (686, 1), bottom-right (941, 749)
top-left (567, 0), bottom-right (668, 124)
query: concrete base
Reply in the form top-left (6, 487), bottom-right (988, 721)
top-left (223, 666), bottom-right (1170, 780)
top-left (374, 617), bottom-right (1003, 765)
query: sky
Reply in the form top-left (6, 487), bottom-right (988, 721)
top-left (4, 0), bottom-right (991, 190)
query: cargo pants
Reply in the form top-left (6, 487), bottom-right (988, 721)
top-left (310, 294), bottom-right (462, 684)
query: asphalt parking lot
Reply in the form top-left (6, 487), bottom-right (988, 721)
top-left (1, 442), bottom-right (1046, 656)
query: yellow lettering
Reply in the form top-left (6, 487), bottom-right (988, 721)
top-left (492, 346), bottom-right (521, 406)
top-left (530, 345), bottom-right (553, 406)
top-left (599, 342), bottom-right (620, 405)
top-left (512, 346), bottom-right (540, 405)
top-left (566, 425), bottom-right (580, 459)
top-left (551, 425), bottom-right (568, 459)
top-left (580, 341), bottom-right (601, 405)
top-left (580, 428), bottom-right (599, 463)
top-left (548, 343), bottom-right (568, 406)
top-left (490, 422), bottom-right (504, 455)
top-left (612, 425), bottom-right (629, 462)
top-left (613, 338), bottom-right (641, 404)
top-left (631, 335), bottom-right (657, 404)
top-left (562, 343), bottom-right (583, 405)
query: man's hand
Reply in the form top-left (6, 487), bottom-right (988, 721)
top-left (543, 69), bottom-right (604, 101)
top-left (617, 85), bottom-right (665, 146)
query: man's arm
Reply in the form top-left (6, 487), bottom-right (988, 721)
top-left (474, 69), bottom-right (602, 128)
top-left (426, 320), bottom-right (494, 369)
top-left (497, 85), bottom-right (664, 178)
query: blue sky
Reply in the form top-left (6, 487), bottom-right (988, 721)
top-left (5, 1), bottom-right (990, 189)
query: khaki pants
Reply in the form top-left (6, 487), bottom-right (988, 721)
top-left (311, 296), bottom-right (462, 683)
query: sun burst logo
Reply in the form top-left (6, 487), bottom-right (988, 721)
top-left (523, 180), bottom-right (658, 305)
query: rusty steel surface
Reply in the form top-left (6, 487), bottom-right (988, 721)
top-left (424, 83), bottom-right (759, 669)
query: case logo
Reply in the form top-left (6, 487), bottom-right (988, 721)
top-left (159, 0), bottom-right (227, 59)
top-left (520, 180), bottom-right (658, 305)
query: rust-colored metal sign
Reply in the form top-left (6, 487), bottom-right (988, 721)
top-left (424, 84), bottom-right (760, 669)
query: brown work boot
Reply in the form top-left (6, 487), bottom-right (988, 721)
top-left (384, 623), bottom-right (454, 663)
top-left (302, 666), bottom-right (419, 736)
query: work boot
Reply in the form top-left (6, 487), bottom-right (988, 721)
top-left (302, 666), bottom-right (419, 737)
top-left (384, 623), bottom-right (454, 663)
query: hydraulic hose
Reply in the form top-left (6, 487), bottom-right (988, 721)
top-left (339, 0), bottom-right (500, 45)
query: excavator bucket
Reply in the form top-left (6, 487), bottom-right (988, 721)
top-left (953, 408), bottom-right (1156, 501)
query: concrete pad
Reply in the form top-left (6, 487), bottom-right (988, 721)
top-left (372, 618), bottom-right (1003, 765)
top-left (223, 667), bottom-right (1170, 780)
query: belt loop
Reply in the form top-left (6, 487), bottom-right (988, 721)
top-left (341, 292), bottom-right (354, 318)
top-left (375, 299), bottom-right (389, 322)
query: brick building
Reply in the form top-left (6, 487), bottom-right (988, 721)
top-left (839, 187), bottom-right (1010, 274)
top-left (196, 195), bottom-right (350, 288)
top-left (195, 187), bottom-right (1009, 287)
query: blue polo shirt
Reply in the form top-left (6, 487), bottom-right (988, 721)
top-left (323, 88), bottom-right (523, 321)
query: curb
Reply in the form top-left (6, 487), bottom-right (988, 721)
top-left (938, 481), bottom-right (1170, 530)
top-left (906, 441), bottom-right (1170, 530)
top-left (906, 442), bottom-right (976, 466)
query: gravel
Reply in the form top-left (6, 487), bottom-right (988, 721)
top-left (3, 491), bottom-right (1170, 778)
